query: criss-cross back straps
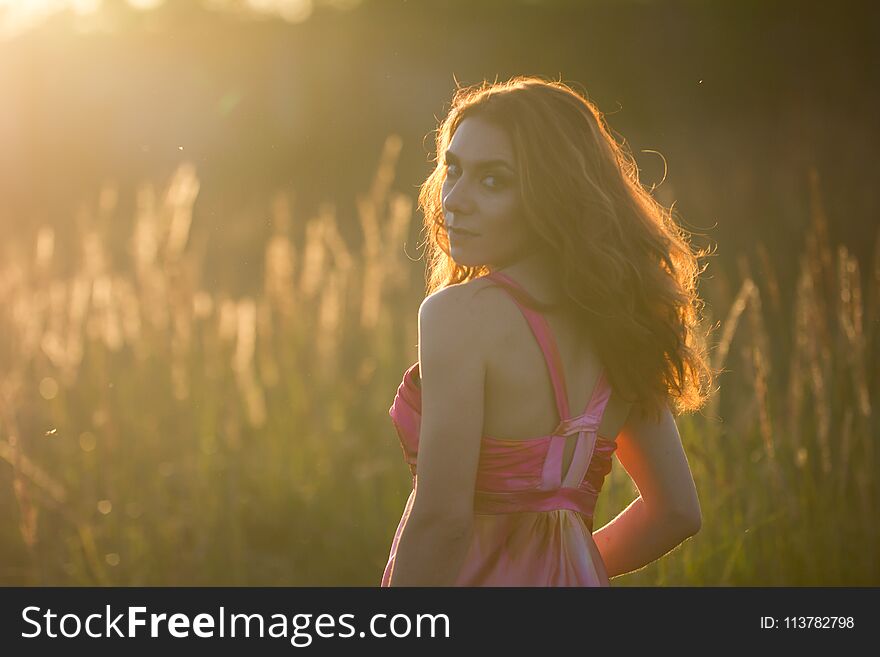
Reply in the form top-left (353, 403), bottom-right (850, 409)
top-left (485, 270), bottom-right (614, 488)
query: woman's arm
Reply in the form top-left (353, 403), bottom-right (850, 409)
top-left (386, 491), bottom-right (474, 587)
top-left (592, 403), bottom-right (702, 579)
top-left (388, 285), bottom-right (488, 586)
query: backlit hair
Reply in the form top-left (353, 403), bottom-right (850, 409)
top-left (417, 75), bottom-right (714, 419)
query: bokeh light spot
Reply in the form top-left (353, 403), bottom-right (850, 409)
top-left (126, 0), bottom-right (164, 10)
top-left (79, 431), bottom-right (97, 452)
top-left (39, 377), bottom-right (59, 400)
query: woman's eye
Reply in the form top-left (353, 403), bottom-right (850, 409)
top-left (443, 164), bottom-right (506, 190)
top-left (482, 174), bottom-right (506, 189)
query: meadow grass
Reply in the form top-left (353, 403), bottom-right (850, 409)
top-left (0, 144), bottom-right (876, 585)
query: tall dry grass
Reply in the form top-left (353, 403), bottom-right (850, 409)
top-left (0, 148), bottom-right (876, 585)
top-left (613, 167), bottom-right (878, 586)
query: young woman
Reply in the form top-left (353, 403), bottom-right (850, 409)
top-left (381, 76), bottom-right (713, 586)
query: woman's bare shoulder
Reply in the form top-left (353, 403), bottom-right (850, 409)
top-left (420, 277), bottom-right (516, 328)
top-left (418, 278), bottom-right (515, 357)
top-left (420, 277), bottom-right (510, 314)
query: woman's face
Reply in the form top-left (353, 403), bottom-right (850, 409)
top-left (441, 115), bottom-right (532, 269)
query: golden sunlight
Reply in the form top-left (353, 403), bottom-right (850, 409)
top-left (0, 0), bottom-right (112, 38)
top-left (0, 0), bottom-right (332, 39)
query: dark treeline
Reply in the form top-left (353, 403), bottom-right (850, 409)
top-left (2, 0), bottom-right (878, 294)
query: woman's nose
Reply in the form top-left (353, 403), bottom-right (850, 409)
top-left (442, 178), bottom-right (474, 216)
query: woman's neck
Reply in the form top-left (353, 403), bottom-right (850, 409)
top-left (489, 248), bottom-right (564, 307)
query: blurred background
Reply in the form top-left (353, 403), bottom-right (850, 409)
top-left (0, 0), bottom-right (877, 585)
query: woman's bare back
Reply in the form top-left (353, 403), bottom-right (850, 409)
top-left (463, 276), bottom-right (608, 477)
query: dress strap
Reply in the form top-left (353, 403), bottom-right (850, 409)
top-left (484, 270), bottom-right (618, 490)
top-left (484, 270), bottom-right (572, 420)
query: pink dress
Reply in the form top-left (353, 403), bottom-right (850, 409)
top-left (381, 270), bottom-right (622, 586)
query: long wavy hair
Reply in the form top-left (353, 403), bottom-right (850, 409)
top-left (418, 76), bottom-right (714, 419)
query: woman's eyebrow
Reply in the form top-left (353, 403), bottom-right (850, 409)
top-left (444, 150), bottom-right (515, 172)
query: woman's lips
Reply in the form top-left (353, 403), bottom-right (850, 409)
top-left (448, 227), bottom-right (480, 238)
